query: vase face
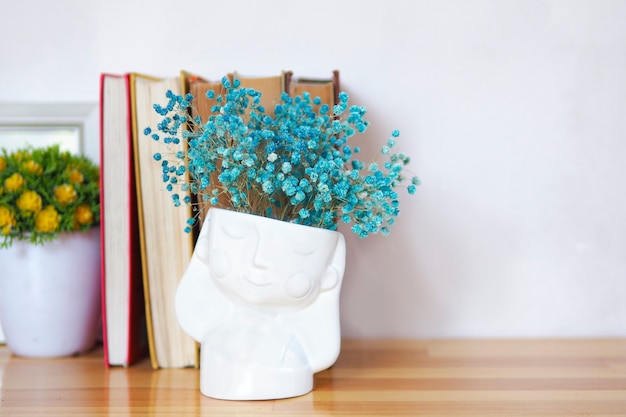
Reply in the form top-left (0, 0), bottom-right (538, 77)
top-left (0, 228), bottom-right (101, 358)
top-left (176, 208), bottom-right (346, 400)
top-left (206, 208), bottom-right (341, 310)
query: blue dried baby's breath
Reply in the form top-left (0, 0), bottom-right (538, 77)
top-left (146, 75), bottom-right (419, 237)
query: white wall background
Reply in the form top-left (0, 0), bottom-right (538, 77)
top-left (1, 0), bottom-right (624, 339)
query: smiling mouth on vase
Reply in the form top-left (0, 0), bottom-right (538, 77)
top-left (242, 272), bottom-right (273, 287)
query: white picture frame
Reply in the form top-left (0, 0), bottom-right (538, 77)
top-left (0, 102), bottom-right (99, 161)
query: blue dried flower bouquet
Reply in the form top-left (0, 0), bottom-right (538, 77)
top-left (146, 76), bottom-right (419, 238)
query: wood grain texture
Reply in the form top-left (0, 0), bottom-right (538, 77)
top-left (1, 339), bottom-right (625, 416)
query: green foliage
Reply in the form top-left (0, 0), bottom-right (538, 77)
top-left (0, 145), bottom-right (100, 248)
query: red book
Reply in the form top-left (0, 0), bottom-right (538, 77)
top-left (99, 73), bottom-right (148, 367)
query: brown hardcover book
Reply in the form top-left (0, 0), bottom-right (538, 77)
top-left (284, 70), bottom-right (341, 110)
top-left (233, 71), bottom-right (287, 116)
top-left (180, 70), bottom-right (235, 222)
top-left (183, 71), bottom-right (229, 121)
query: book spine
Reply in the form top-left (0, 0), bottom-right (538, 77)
top-left (99, 72), bottom-right (110, 367)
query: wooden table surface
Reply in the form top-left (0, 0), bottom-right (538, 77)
top-left (1, 339), bottom-right (625, 416)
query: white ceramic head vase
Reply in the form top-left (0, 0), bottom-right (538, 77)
top-left (175, 208), bottom-right (346, 400)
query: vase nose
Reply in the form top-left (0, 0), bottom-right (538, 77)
top-left (250, 231), bottom-right (272, 270)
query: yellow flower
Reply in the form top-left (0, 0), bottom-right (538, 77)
top-left (74, 204), bottom-right (94, 227)
top-left (13, 151), bottom-right (29, 162)
top-left (54, 184), bottom-right (77, 205)
top-left (35, 205), bottom-right (60, 233)
top-left (0, 206), bottom-right (15, 235)
top-left (67, 168), bottom-right (84, 184)
top-left (23, 160), bottom-right (43, 175)
top-left (4, 172), bottom-right (25, 192)
top-left (0, 157), bottom-right (6, 172)
top-left (17, 190), bottom-right (42, 213)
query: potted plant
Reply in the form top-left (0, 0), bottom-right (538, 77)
top-left (147, 76), bottom-right (419, 399)
top-left (0, 145), bottom-right (101, 358)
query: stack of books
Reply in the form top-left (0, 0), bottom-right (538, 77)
top-left (99, 69), bottom-right (340, 369)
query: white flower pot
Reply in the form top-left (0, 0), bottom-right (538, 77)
top-left (176, 208), bottom-right (346, 400)
top-left (0, 227), bottom-right (101, 358)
